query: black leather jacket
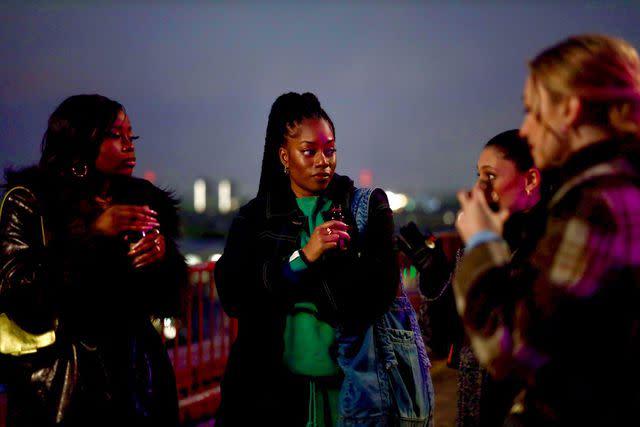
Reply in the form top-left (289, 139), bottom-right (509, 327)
top-left (213, 173), bottom-right (398, 426)
top-left (0, 167), bottom-right (188, 427)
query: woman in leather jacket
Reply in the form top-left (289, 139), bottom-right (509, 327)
top-left (214, 92), bottom-right (417, 426)
top-left (0, 94), bottom-right (188, 426)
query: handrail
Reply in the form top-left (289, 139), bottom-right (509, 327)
top-left (164, 261), bottom-right (237, 424)
top-left (0, 230), bottom-right (461, 427)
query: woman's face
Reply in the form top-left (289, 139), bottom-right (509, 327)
top-left (519, 75), bottom-right (571, 170)
top-left (475, 146), bottom-right (533, 213)
top-left (279, 117), bottom-right (336, 198)
top-left (95, 109), bottom-right (137, 176)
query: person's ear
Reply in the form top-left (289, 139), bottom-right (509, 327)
top-left (525, 167), bottom-right (541, 196)
top-left (279, 146), bottom-right (289, 169)
top-left (563, 95), bottom-right (582, 128)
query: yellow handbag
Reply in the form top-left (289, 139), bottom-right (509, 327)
top-left (0, 186), bottom-right (56, 356)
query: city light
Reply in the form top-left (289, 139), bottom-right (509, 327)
top-left (162, 317), bottom-right (177, 340)
top-left (385, 190), bottom-right (409, 211)
top-left (185, 253), bottom-right (203, 265)
top-left (218, 179), bottom-right (232, 214)
top-left (442, 210), bottom-right (456, 225)
top-left (359, 168), bottom-right (373, 187)
top-left (194, 178), bottom-right (207, 213)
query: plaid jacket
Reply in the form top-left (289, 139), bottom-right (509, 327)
top-left (453, 141), bottom-right (640, 426)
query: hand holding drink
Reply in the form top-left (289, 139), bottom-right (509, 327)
top-left (302, 207), bottom-right (351, 263)
top-left (327, 204), bottom-right (348, 250)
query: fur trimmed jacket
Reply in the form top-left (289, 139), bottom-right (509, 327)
top-left (0, 166), bottom-right (188, 427)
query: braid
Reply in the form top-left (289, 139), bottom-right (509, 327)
top-left (258, 92), bottom-right (335, 195)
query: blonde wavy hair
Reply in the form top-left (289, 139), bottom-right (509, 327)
top-left (529, 33), bottom-right (640, 139)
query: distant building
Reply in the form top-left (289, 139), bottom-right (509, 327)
top-left (218, 178), bottom-right (240, 213)
top-left (193, 178), bottom-right (208, 213)
top-left (218, 179), bottom-right (232, 214)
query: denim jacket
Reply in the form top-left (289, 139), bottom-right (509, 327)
top-left (335, 187), bottom-right (434, 427)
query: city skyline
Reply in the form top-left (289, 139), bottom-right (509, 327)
top-left (2, 2), bottom-right (640, 203)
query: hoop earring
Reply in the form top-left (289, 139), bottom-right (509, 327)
top-left (284, 165), bottom-right (289, 175)
top-left (71, 161), bottom-right (88, 178)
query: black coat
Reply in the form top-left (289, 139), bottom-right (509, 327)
top-left (0, 167), bottom-right (188, 427)
top-left (213, 174), bottom-right (398, 426)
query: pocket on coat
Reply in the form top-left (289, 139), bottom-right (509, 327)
top-left (378, 326), bottom-right (431, 425)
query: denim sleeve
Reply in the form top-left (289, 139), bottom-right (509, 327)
top-left (465, 230), bottom-right (501, 252)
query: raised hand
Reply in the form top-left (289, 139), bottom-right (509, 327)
top-left (455, 187), bottom-right (509, 244)
top-left (128, 228), bottom-right (166, 268)
top-left (92, 204), bottom-right (160, 237)
top-left (302, 220), bottom-right (350, 263)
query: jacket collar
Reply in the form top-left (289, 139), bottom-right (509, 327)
top-left (547, 139), bottom-right (639, 208)
top-left (558, 139), bottom-right (621, 179)
top-left (264, 173), bottom-right (354, 218)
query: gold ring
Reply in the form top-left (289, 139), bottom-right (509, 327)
top-left (326, 227), bottom-right (332, 235)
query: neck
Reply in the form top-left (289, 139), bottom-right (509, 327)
top-left (524, 192), bottom-right (541, 211)
top-left (511, 192), bottom-right (541, 215)
top-left (568, 124), bottom-right (613, 155)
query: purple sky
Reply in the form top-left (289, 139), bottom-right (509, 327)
top-left (2, 1), bottom-right (640, 206)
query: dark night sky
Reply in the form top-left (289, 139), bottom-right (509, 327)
top-left (2, 1), bottom-right (640, 206)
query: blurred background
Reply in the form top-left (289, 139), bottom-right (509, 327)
top-left (3, 2), bottom-right (640, 426)
top-left (2, 0), bottom-right (640, 264)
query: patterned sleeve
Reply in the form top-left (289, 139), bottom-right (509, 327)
top-left (452, 182), bottom-right (637, 379)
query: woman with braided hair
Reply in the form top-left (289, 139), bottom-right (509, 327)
top-left (215, 92), bottom-right (433, 426)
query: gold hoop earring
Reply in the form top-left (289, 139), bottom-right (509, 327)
top-left (71, 161), bottom-right (88, 178)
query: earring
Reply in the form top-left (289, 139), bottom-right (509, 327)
top-left (526, 188), bottom-right (531, 196)
top-left (284, 165), bottom-right (289, 175)
top-left (71, 161), bottom-right (88, 178)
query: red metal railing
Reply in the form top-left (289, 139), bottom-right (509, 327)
top-left (168, 231), bottom-right (462, 424)
top-left (0, 231), bottom-right (462, 427)
top-left (165, 261), bottom-right (237, 425)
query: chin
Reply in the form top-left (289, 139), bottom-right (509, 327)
top-left (117, 169), bottom-right (134, 176)
top-left (316, 182), bottom-right (331, 192)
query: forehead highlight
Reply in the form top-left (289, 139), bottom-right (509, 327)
top-left (111, 110), bottom-right (129, 128)
top-left (285, 117), bottom-right (333, 143)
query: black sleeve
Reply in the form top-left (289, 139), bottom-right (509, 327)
top-left (0, 188), bottom-right (56, 333)
top-left (214, 204), bottom-right (312, 319)
top-left (329, 188), bottom-right (399, 330)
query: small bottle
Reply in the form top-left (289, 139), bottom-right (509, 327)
top-left (327, 205), bottom-right (345, 222)
top-left (327, 204), bottom-right (347, 250)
